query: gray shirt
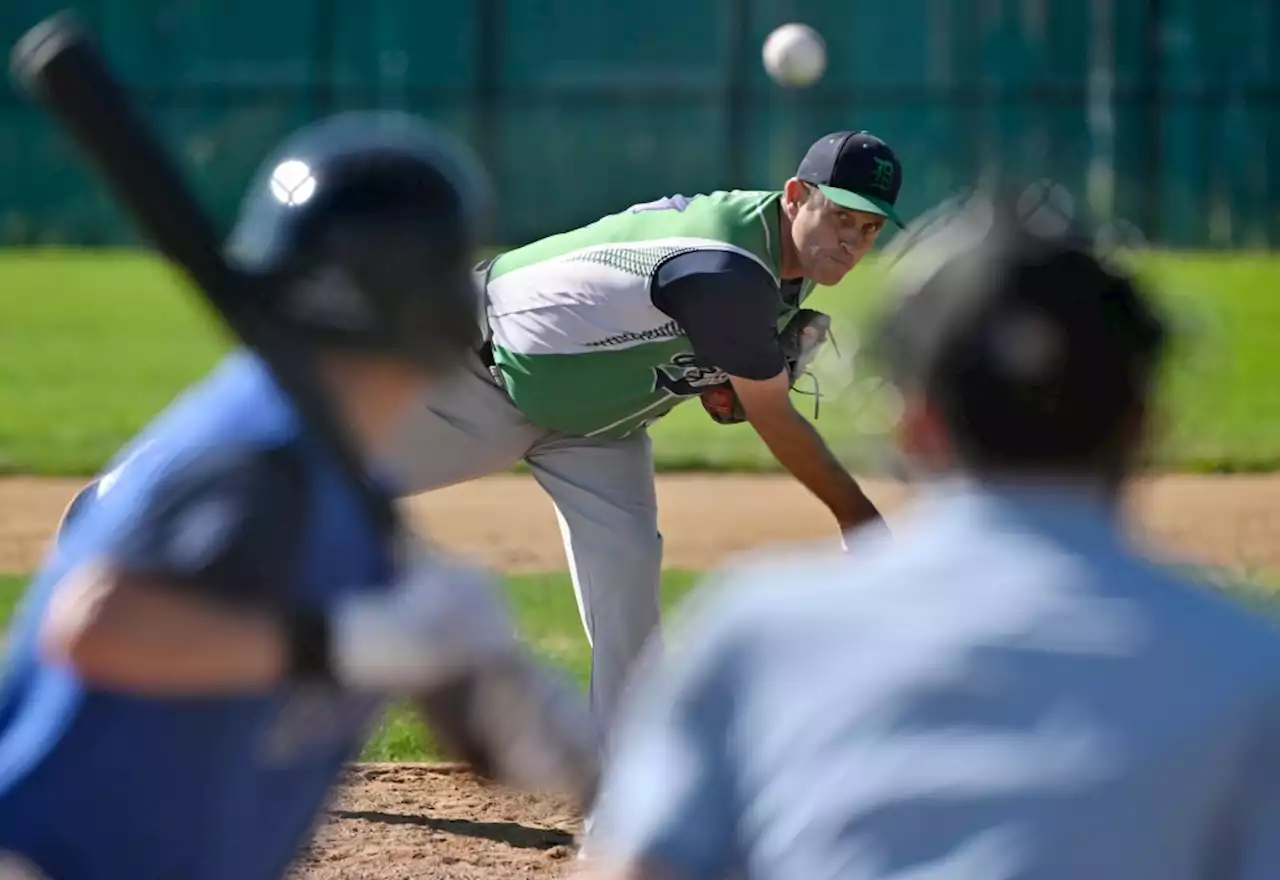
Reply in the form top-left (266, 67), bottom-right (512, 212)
top-left (587, 480), bottom-right (1280, 879)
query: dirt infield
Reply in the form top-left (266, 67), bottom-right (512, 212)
top-left (290, 765), bottom-right (581, 879)
top-left (4, 472), bottom-right (1280, 576)
top-left (2, 472), bottom-right (1279, 876)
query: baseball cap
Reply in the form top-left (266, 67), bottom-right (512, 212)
top-left (796, 131), bottom-right (905, 227)
top-left (870, 192), bottom-right (1168, 465)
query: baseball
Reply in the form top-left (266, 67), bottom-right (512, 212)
top-left (762, 23), bottom-right (827, 87)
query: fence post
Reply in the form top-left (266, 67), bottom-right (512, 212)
top-left (954, 0), bottom-right (981, 183)
top-left (1269, 0), bottom-right (1280, 246)
top-left (724, 0), bottom-right (749, 187)
top-left (1087, 0), bottom-right (1117, 223)
top-left (1140, 0), bottom-right (1163, 242)
top-left (474, 0), bottom-right (502, 191)
top-left (312, 0), bottom-right (337, 116)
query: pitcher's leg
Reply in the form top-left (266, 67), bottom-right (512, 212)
top-left (526, 430), bottom-right (662, 731)
top-left (378, 353), bottom-right (541, 495)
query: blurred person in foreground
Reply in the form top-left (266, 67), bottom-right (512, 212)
top-left (577, 191), bottom-right (1280, 879)
top-left (0, 112), bottom-right (595, 880)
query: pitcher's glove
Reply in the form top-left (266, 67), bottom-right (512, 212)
top-left (701, 308), bottom-right (834, 425)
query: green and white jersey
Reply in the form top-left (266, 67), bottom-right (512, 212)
top-left (485, 190), bottom-right (816, 439)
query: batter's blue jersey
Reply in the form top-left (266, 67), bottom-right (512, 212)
top-left (0, 352), bottom-right (395, 880)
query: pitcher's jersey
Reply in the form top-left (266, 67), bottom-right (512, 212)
top-left (485, 190), bottom-right (816, 438)
top-left (0, 352), bottom-right (394, 880)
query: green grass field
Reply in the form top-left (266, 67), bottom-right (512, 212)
top-left (2, 566), bottom-right (1277, 761)
top-left (2, 249), bottom-right (1278, 476)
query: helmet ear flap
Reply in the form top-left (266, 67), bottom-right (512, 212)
top-left (268, 216), bottom-right (482, 371)
top-left (330, 220), bottom-right (483, 368)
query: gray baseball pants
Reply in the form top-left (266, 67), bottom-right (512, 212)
top-left (379, 350), bottom-right (663, 731)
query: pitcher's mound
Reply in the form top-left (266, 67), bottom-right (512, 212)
top-left (294, 764), bottom-right (582, 879)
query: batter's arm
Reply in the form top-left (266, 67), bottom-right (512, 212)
top-left (41, 549), bottom-right (529, 699)
top-left (40, 561), bottom-right (290, 693)
top-left (732, 371), bottom-right (882, 533)
top-left (39, 446), bottom-right (310, 692)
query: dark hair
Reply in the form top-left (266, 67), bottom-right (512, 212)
top-left (937, 255), bottom-right (1166, 474)
top-left (871, 193), bottom-right (1169, 475)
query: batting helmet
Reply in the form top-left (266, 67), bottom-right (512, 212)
top-left (226, 111), bottom-right (491, 372)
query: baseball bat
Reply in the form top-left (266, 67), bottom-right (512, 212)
top-left (8, 10), bottom-right (397, 538)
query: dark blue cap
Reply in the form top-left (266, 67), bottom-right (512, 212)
top-left (796, 131), bottom-right (904, 227)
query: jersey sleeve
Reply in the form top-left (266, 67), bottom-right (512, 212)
top-left (651, 249), bottom-right (787, 381)
top-left (55, 478), bottom-right (102, 545)
top-left (107, 446), bottom-right (309, 602)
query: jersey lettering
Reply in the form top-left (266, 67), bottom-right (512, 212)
top-left (652, 353), bottom-right (728, 397)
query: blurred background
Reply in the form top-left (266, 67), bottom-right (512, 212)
top-left (0, 0), bottom-right (1275, 479)
top-left (1, 0), bottom-right (1277, 249)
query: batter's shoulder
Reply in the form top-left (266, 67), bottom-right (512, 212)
top-left (103, 440), bottom-right (314, 599)
top-left (56, 477), bottom-right (103, 543)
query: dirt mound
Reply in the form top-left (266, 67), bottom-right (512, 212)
top-left (293, 765), bottom-right (582, 879)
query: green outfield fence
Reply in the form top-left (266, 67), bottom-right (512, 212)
top-left (1, 0), bottom-right (1277, 249)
